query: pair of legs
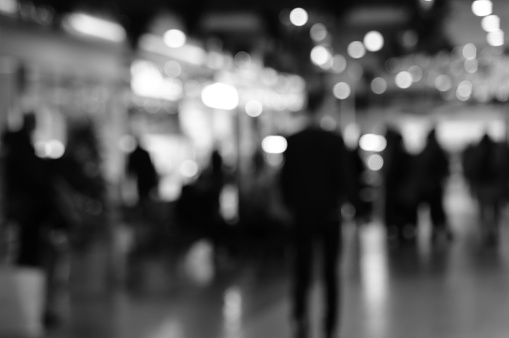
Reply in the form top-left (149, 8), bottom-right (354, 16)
top-left (292, 216), bottom-right (341, 337)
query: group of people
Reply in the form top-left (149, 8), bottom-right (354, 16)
top-left (382, 126), bottom-right (452, 245)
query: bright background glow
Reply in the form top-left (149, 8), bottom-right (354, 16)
top-left (487, 30), bottom-right (504, 46)
top-left (201, 83), bottom-right (239, 110)
top-left (364, 31), bottom-right (384, 52)
top-left (262, 136), bottom-right (288, 154)
top-left (164, 29), bottom-right (186, 48)
top-left (332, 54), bottom-right (347, 73)
top-left (180, 160), bottom-right (199, 178)
top-left (482, 15), bottom-right (500, 32)
top-left (289, 8), bottom-right (308, 27)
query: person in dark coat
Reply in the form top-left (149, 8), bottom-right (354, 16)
top-left (415, 128), bottom-right (452, 242)
top-left (382, 127), bottom-right (418, 244)
top-left (279, 90), bottom-right (353, 338)
top-left (126, 138), bottom-right (159, 217)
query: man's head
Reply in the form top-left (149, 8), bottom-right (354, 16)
top-left (305, 89), bottom-right (325, 116)
top-left (21, 112), bottom-right (36, 134)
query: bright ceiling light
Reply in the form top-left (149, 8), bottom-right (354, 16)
top-left (63, 12), bottom-right (126, 42)
top-left (482, 15), bottom-right (500, 32)
top-left (472, 0), bottom-right (492, 17)
top-left (289, 8), bottom-right (308, 27)
top-left (347, 41), bottom-right (366, 59)
top-left (487, 30), bottom-right (504, 46)
top-left (201, 83), bottom-right (239, 110)
top-left (363, 31), bottom-right (384, 52)
top-left (164, 29), bottom-right (186, 48)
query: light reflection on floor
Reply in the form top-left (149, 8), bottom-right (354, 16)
top-left (36, 176), bottom-right (509, 338)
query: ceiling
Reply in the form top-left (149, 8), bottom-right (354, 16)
top-left (24, 0), bottom-right (508, 77)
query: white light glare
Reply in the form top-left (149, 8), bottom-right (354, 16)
top-left (395, 71), bottom-right (413, 89)
top-left (487, 30), bottom-right (504, 47)
top-left (164, 29), bottom-right (186, 48)
top-left (359, 134), bottom-right (387, 152)
top-left (201, 83), bottom-right (239, 110)
top-left (364, 31), bottom-right (384, 52)
top-left (245, 100), bottom-right (263, 117)
top-left (482, 15), bottom-right (500, 32)
top-left (311, 45), bottom-right (332, 66)
top-left (310, 23), bottom-right (328, 42)
top-left (472, 0), bottom-right (493, 17)
top-left (262, 136), bottom-right (288, 154)
top-left (333, 82), bottom-right (351, 100)
top-left (347, 41), bottom-right (366, 59)
top-left (63, 12), bottom-right (126, 42)
top-left (289, 8), bottom-right (308, 27)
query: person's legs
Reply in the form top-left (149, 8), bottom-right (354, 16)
top-left (321, 221), bottom-right (341, 337)
top-left (292, 223), bottom-right (314, 337)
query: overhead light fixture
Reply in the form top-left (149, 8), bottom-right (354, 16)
top-left (472, 0), bottom-right (492, 17)
top-left (63, 12), bottom-right (126, 43)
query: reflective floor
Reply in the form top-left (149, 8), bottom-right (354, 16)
top-left (45, 175), bottom-right (509, 338)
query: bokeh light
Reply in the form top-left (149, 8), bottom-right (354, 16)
top-left (262, 136), bottom-right (288, 154)
top-left (164, 29), bottom-right (186, 48)
top-left (395, 71), bottom-right (413, 89)
top-left (367, 154), bottom-right (384, 171)
top-left (487, 30), bottom-right (504, 47)
top-left (180, 160), bottom-right (199, 178)
top-left (332, 54), bottom-right (347, 73)
top-left (333, 82), bottom-right (351, 100)
top-left (245, 100), bottom-right (263, 117)
top-left (363, 31), bottom-right (384, 52)
top-left (311, 45), bottom-right (332, 66)
top-left (482, 15), bottom-right (500, 32)
top-left (289, 8), bottom-right (308, 27)
top-left (164, 60), bottom-right (182, 77)
top-left (234, 51), bottom-right (251, 67)
top-left (347, 41), bottom-right (366, 59)
top-left (472, 0), bottom-right (493, 17)
top-left (456, 80), bottom-right (473, 101)
top-left (462, 43), bottom-right (477, 60)
top-left (359, 134), bottom-right (387, 152)
top-left (310, 23), bottom-right (328, 42)
top-left (435, 75), bottom-right (452, 92)
top-left (371, 77), bottom-right (387, 94)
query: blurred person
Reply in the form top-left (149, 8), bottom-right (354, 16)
top-left (348, 143), bottom-right (371, 225)
top-left (468, 133), bottom-right (509, 245)
top-left (414, 128), bottom-right (452, 242)
top-left (2, 113), bottom-right (71, 327)
top-left (279, 90), bottom-right (354, 338)
top-left (126, 137), bottom-right (159, 218)
top-left (382, 127), bottom-right (418, 244)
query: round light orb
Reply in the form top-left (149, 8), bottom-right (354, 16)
top-left (395, 71), bottom-right (413, 89)
top-left (289, 8), bottom-right (308, 27)
top-left (371, 77), bottom-right (387, 94)
top-left (333, 82), bottom-right (351, 100)
top-left (164, 29), bottom-right (186, 48)
top-left (363, 31), bottom-right (384, 52)
top-left (347, 41), bottom-right (366, 59)
top-left (310, 23), bottom-right (328, 42)
top-left (472, 0), bottom-right (493, 17)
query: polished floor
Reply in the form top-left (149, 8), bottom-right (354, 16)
top-left (38, 175), bottom-right (509, 337)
